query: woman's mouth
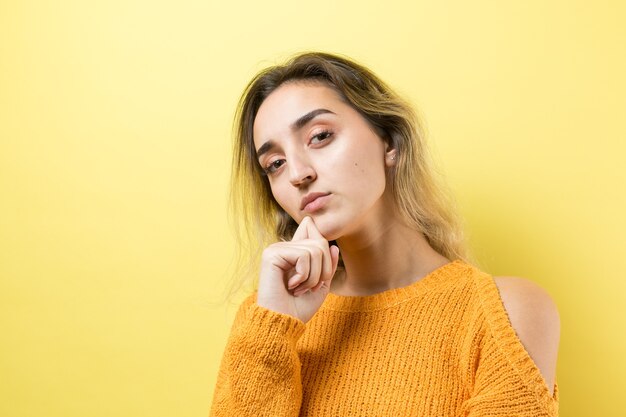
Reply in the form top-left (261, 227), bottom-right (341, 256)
top-left (301, 193), bottom-right (332, 213)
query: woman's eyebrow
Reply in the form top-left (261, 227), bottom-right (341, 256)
top-left (290, 108), bottom-right (335, 131)
top-left (256, 108), bottom-right (336, 158)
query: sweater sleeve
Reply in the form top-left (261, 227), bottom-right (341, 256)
top-left (461, 272), bottom-right (560, 417)
top-left (209, 293), bottom-right (307, 417)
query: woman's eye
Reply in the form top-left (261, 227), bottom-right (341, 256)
top-left (263, 159), bottom-right (284, 175)
top-left (311, 130), bottom-right (333, 144)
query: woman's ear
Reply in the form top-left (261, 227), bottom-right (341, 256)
top-left (384, 146), bottom-right (398, 168)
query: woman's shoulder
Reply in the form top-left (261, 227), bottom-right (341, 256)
top-left (492, 275), bottom-right (561, 396)
top-left (492, 276), bottom-right (561, 338)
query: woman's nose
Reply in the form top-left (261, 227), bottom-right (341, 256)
top-left (288, 153), bottom-right (317, 186)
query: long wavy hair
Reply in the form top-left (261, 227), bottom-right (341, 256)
top-left (221, 51), bottom-right (476, 304)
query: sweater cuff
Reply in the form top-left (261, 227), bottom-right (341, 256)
top-left (242, 301), bottom-right (307, 343)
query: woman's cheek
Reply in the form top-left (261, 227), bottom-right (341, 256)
top-left (271, 187), bottom-right (294, 216)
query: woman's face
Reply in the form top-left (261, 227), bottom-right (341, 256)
top-left (252, 81), bottom-right (396, 241)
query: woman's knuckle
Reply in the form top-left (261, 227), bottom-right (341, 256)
top-left (261, 247), bottom-right (273, 259)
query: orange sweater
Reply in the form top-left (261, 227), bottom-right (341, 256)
top-left (210, 259), bottom-right (559, 416)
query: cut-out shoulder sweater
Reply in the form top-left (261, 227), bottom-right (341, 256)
top-left (209, 259), bottom-right (559, 416)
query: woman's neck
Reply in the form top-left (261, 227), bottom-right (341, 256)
top-left (331, 216), bottom-right (450, 297)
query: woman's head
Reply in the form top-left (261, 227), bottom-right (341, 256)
top-left (227, 52), bottom-right (473, 295)
top-left (252, 80), bottom-right (397, 241)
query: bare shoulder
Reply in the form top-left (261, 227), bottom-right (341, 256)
top-left (493, 276), bottom-right (561, 396)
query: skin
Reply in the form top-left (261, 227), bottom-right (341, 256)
top-left (494, 277), bottom-right (560, 397)
top-left (252, 80), bottom-right (559, 396)
top-left (253, 81), bottom-right (450, 298)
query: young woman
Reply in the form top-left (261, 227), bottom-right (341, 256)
top-left (210, 52), bottom-right (560, 416)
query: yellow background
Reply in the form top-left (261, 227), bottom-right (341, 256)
top-left (1, 1), bottom-right (624, 416)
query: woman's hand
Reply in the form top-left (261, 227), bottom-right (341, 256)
top-left (256, 216), bottom-right (340, 324)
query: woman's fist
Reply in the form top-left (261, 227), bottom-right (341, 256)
top-left (256, 216), bottom-right (340, 324)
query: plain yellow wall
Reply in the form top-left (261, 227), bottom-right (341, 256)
top-left (1, 1), bottom-right (624, 416)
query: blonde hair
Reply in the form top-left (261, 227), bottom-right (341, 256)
top-left (221, 51), bottom-right (476, 304)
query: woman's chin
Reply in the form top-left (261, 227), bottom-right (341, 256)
top-left (310, 216), bottom-right (344, 241)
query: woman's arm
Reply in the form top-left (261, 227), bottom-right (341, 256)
top-left (462, 275), bottom-right (560, 416)
top-left (494, 276), bottom-right (561, 397)
top-left (210, 217), bottom-right (337, 416)
top-left (209, 294), bottom-right (307, 417)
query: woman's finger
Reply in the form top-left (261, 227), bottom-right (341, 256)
top-left (267, 244), bottom-right (313, 287)
top-left (293, 245), bottom-right (323, 292)
top-left (304, 216), bottom-right (324, 240)
top-left (330, 245), bottom-right (340, 276)
top-left (292, 249), bottom-right (311, 286)
top-left (315, 244), bottom-right (339, 288)
top-left (291, 216), bottom-right (310, 241)
top-left (286, 241), bottom-right (329, 288)
top-left (304, 217), bottom-right (334, 281)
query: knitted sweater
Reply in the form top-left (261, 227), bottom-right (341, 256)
top-left (210, 259), bottom-right (559, 416)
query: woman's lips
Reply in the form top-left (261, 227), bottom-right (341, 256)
top-left (302, 193), bottom-right (332, 213)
